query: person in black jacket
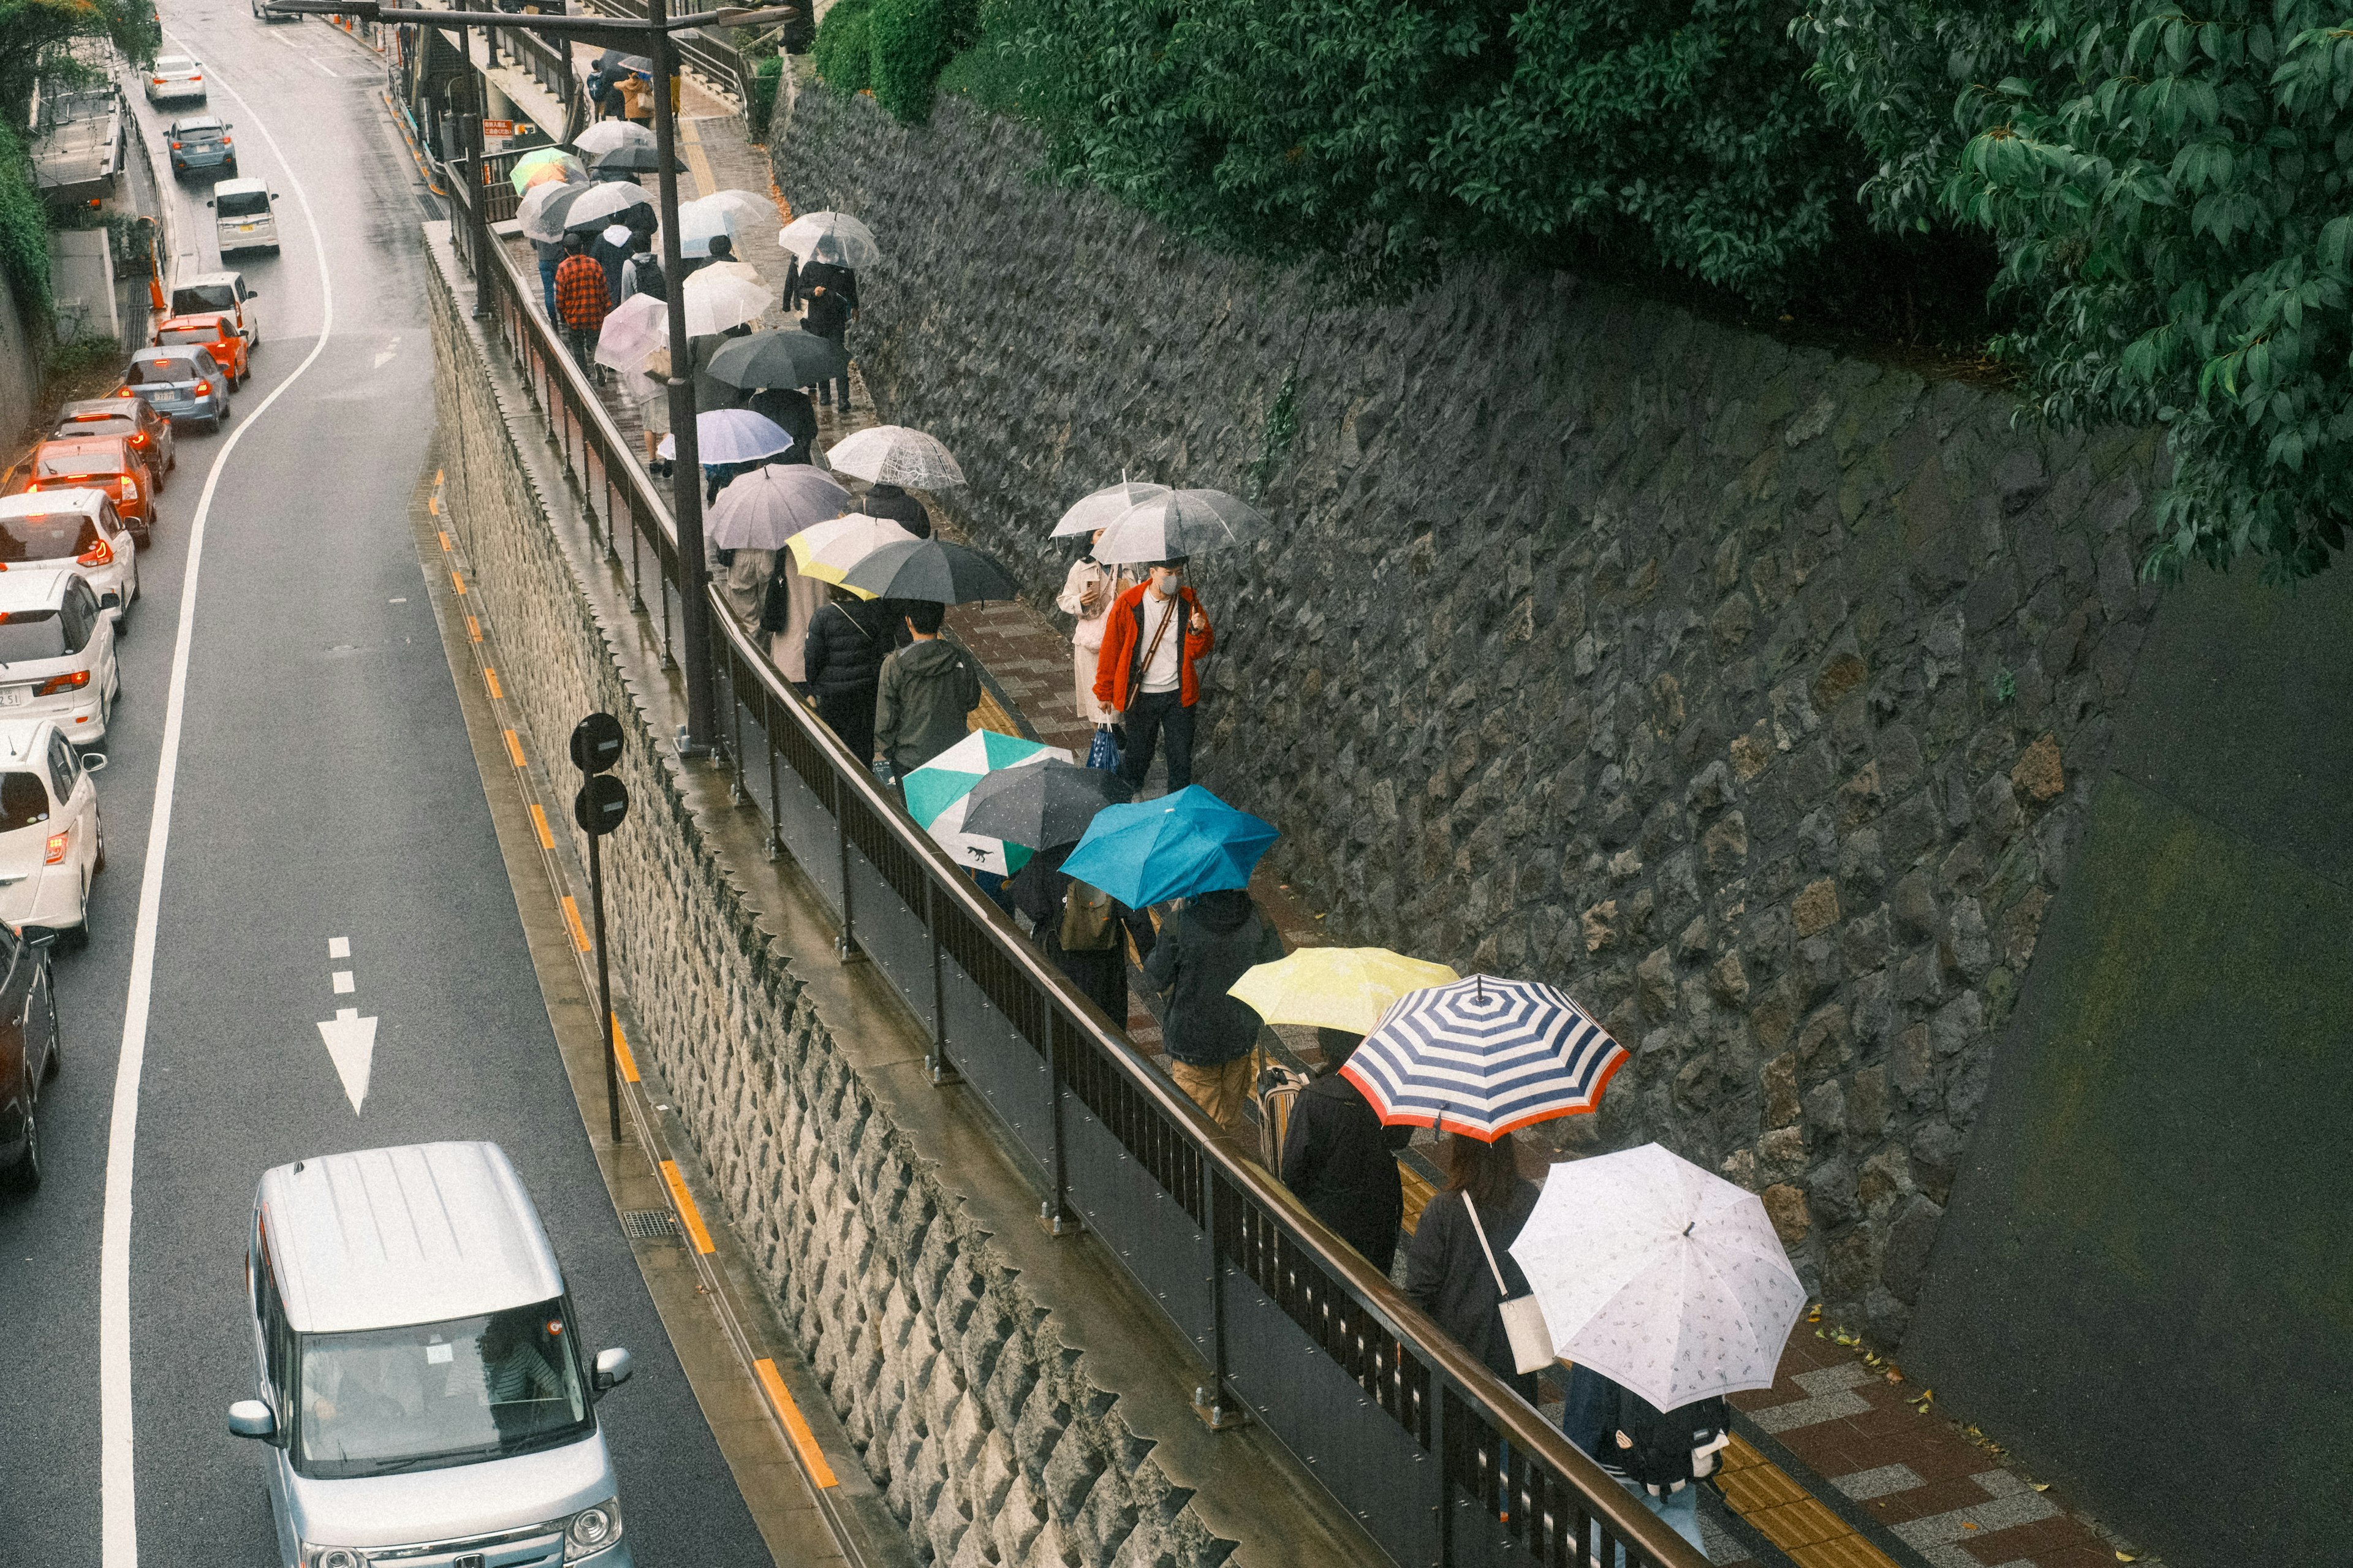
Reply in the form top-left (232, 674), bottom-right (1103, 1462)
top-left (801, 588), bottom-right (890, 765)
top-left (1561, 1364), bottom-right (1717, 1558)
top-left (792, 235), bottom-right (859, 411)
top-left (1280, 1031), bottom-right (1411, 1273)
top-left (1403, 1133), bottom-right (1541, 1403)
top-left (857, 482), bottom-right (931, 537)
top-left (745, 386), bottom-right (819, 466)
top-left (1141, 888), bottom-right (1284, 1135)
top-left (1006, 843), bottom-right (1151, 1023)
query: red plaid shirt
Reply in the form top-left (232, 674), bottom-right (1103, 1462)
top-left (554, 253), bottom-right (611, 330)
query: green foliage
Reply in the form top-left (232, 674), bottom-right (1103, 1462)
top-left (0, 0), bottom-right (162, 121)
top-left (868, 0), bottom-right (974, 123)
top-left (746, 51), bottom-right (782, 138)
top-left (42, 333), bottom-right (121, 398)
top-left (0, 123), bottom-right (50, 312)
top-left (1937, 0), bottom-right (2353, 580)
top-left (1248, 368), bottom-right (1300, 496)
top-left (811, 0), bottom-right (874, 96)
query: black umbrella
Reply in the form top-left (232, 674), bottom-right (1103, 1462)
top-left (593, 144), bottom-right (687, 174)
top-left (594, 48), bottom-right (626, 71)
top-left (707, 328), bottom-right (849, 390)
top-left (840, 539), bottom-right (1023, 604)
top-left (962, 760), bottom-right (1132, 850)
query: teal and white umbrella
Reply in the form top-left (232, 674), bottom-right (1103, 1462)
top-left (903, 730), bottom-right (1071, 876)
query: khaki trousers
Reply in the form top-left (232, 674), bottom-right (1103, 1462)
top-left (1167, 1055), bottom-right (1252, 1138)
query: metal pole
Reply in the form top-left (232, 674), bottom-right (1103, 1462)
top-left (833, 788), bottom-right (858, 961)
top-left (925, 878), bottom-right (953, 1082)
top-left (647, 0), bottom-right (717, 754)
top-left (1042, 1014), bottom-right (1073, 1235)
top-left (1194, 1165), bottom-right (1243, 1428)
top-left (590, 826), bottom-right (620, 1144)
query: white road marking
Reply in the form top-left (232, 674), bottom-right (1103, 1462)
top-left (102, 41), bottom-right (338, 1568)
top-left (316, 1007), bottom-right (378, 1114)
top-left (373, 336), bottom-right (400, 369)
top-left (331, 970), bottom-right (355, 993)
top-left (268, 29), bottom-right (345, 78)
top-left (328, 935), bottom-right (350, 958)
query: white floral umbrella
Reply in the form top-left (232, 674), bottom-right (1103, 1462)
top-left (827, 425), bottom-right (964, 489)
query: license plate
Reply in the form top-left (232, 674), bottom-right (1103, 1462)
top-left (237, 223), bottom-right (256, 232)
top-left (0, 689), bottom-right (26, 708)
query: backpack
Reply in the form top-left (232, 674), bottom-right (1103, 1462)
top-left (1254, 1061), bottom-right (1308, 1171)
top-left (1059, 879), bottom-right (1119, 953)
top-left (1613, 1393), bottom-right (1732, 1495)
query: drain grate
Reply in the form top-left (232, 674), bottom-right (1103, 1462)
top-left (621, 1209), bottom-right (683, 1241)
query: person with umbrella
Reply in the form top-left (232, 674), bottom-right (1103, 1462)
top-left (790, 233), bottom-right (859, 414)
top-left (803, 585), bottom-right (892, 766)
top-left (1053, 482), bottom-right (1164, 728)
top-left (830, 426), bottom-right (964, 540)
top-left (1093, 558), bottom-right (1214, 795)
top-left (1404, 1132), bottom-right (1544, 1414)
top-left (707, 461), bottom-right (846, 629)
top-left (871, 600), bottom-right (981, 782)
top-left (617, 211), bottom-right (664, 305)
top-left (553, 232), bottom-right (612, 381)
top-left (989, 760), bottom-right (1148, 1021)
top-left (1140, 887), bottom-right (1286, 1137)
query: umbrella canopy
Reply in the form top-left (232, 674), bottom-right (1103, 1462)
top-left (510, 146), bottom-right (585, 194)
top-left (1053, 480), bottom-right (1171, 539)
top-left (620, 54), bottom-right (655, 72)
top-left (960, 760), bottom-right (1132, 851)
top-left (657, 409), bottom-right (792, 465)
top-left (563, 181), bottom-right (653, 231)
top-left (706, 466), bottom-right (852, 550)
top-left (694, 189), bottom-right (781, 229)
top-left (904, 731), bottom-right (1070, 877)
top-left (592, 143), bottom-right (687, 175)
top-left (827, 425), bottom-right (965, 489)
top-left (778, 210), bottom-right (881, 268)
top-left (1509, 1144), bottom-right (1805, 1413)
top-left (1059, 787), bottom-right (1278, 909)
top-left (786, 515), bottom-right (917, 585)
top-left (1341, 976), bottom-right (1626, 1142)
top-left (594, 47), bottom-right (626, 70)
top-left (517, 178), bottom-right (592, 243)
top-left (1228, 949), bottom-right (1463, 1038)
top-left (840, 539), bottom-right (1020, 605)
top-left (594, 294), bottom-right (668, 372)
top-left (572, 119), bottom-right (654, 156)
top-left (707, 328), bottom-right (849, 390)
top-left (680, 268), bottom-right (772, 336)
top-left (1094, 488), bottom-right (1268, 564)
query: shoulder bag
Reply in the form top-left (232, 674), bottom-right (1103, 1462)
top-left (1462, 1192), bottom-right (1557, 1375)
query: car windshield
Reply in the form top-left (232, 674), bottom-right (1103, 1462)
top-left (129, 357), bottom-right (203, 386)
top-left (0, 512), bottom-right (103, 562)
top-left (0, 773), bottom-right (48, 832)
top-left (36, 450), bottom-right (123, 479)
top-left (295, 1300), bottom-right (591, 1479)
top-left (172, 284), bottom-right (234, 314)
top-left (56, 419), bottom-right (135, 441)
top-left (0, 613), bottom-right (69, 665)
top-left (216, 190), bottom-right (269, 218)
top-left (178, 119), bottom-right (222, 135)
top-left (156, 56), bottom-right (192, 71)
top-left (157, 325), bottom-right (219, 344)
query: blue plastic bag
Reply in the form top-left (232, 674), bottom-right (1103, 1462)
top-left (1086, 724), bottom-right (1120, 773)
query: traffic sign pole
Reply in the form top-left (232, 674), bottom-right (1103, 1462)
top-left (589, 827), bottom-right (617, 1144)
top-left (570, 714), bottom-right (631, 1146)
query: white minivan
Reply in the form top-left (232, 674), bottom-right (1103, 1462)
top-left (211, 178), bottom-right (281, 256)
top-left (0, 719), bottom-right (105, 946)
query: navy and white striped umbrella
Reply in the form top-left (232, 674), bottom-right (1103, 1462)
top-left (1339, 975), bottom-right (1626, 1142)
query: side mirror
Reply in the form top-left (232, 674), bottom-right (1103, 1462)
top-left (591, 1347), bottom-right (633, 1396)
top-left (227, 1399), bottom-right (279, 1442)
top-left (82, 753), bottom-right (108, 773)
top-left (205, 199), bottom-right (214, 207)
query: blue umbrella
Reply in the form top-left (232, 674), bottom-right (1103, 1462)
top-left (1059, 786), bottom-right (1278, 908)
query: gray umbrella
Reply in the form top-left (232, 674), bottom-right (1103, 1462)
top-left (1093, 488), bottom-right (1268, 564)
top-left (705, 464), bottom-right (852, 550)
top-left (592, 143), bottom-right (687, 175)
top-left (517, 179), bottom-right (593, 244)
top-left (961, 760), bottom-right (1133, 850)
top-left (840, 539), bottom-right (1021, 604)
top-left (707, 328), bottom-right (850, 390)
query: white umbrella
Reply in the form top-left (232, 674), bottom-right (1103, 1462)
top-left (594, 294), bottom-right (667, 372)
top-left (572, 119), bottom-right (654, 156)
top-left (699, 259), bottom-right (765, 289)
top-left (779, 210), bottom-right (881, 268)
top-left (1053, 480), bottom-right (1171, 538)
top-left (680, 268), bottom-right (773, 336)
top-left (678, 190), bottom-right (775, 256)
top-left (697, 188), bottom-right (781, 228)
top-left (1093, 488), bottom-right (1267, 564)
top-left (785, 514), bottom-right (917, 584)
top-left (657, 409), bottom-right (793, 464)
top-left (563, 181), bottom-right (653, 230)
top-left (517, 179), bottom-right (592, 244)
top-left (827, 425), bottom-right (964, 490)
top-left (1508, 1143), bottom-right (1806, 1414)
top-left (707, 466), bottom-right (852, 550)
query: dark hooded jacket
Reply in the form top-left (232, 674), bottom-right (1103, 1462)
top-left (1404, 1176), bottom-right (1542, 1401)
top-left (746, 388), bottom-right (819, 464)
top-left (1141, 890), bottom-right (1284, 1065)
top-left (858, 482), bottom-right (931, 537)
top-left (801, 596), bottom-right (890, 701)
top-left (873, 637), bottom-right (981, 776)
top-left (1281, 1037), bottom-right (1411, 1273)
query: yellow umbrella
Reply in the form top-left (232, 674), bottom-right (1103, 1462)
top-left (786, 514), bottom-right (917, 586)
top-left (1229, 948), bottom-right (1462, 1037)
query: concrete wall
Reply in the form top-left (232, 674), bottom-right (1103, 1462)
top-left (0, 268), bottom-right (40, 449)
top-left (771, 87), bottom-right (2171, 1339)
top-left (426, 260), bottom-right (1238, 1568)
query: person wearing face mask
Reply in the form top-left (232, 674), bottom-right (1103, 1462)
top-left (1091, 557), bottom-right (1214, 795)
top-left (1056, 529), bottom-right (1133, 729)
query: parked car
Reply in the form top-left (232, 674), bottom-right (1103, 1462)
top-left (0, 494), bottom-right (141, 632)
top-left (0, 570), bottom-right (122, 749)
top-left (153, 311), bottom-right (249, 387)
top-left (24, 437), bottom-right (156, 540)
top-left (170, 270), bottom-right (262, 352)
top-left (118, 348), bottom-right (230, 432)
top-left (144, 54), bottom-right (205, 104)
top-left (55, 398), bottom-right (174, 485)
top-left (0, 916), bottom-right (63, 1192)
top-left (230, 1143), bottom-right (637, 1567)
top-left (167, 114), bottom-right (235, 178)
top-left (0, 719), bottom-right (107, 952)
top-left (210, 178), bottom-right (279, 257)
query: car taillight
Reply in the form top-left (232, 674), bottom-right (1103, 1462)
top-left (42, 831), bottom-right (68, 865)
top-left (34, 672), bottom-right (89, 699)
top-left (194, 380), bottom-right (212, 396)
top-left (171, 141), bottom-right (183, 150)
top-left (118, 477), bottom-right (138, 501)
top-left (129, 432), bottom-right (148, 447)
top-left (78, 538), bottom-right (113, 567)
top-left (189, 74), bottom-right (202, 82)
top-left (151, 75), bottom-right (165, 84)
top-left (114, 386), bottom-right (134, 398)
top-left (220, 136), bottom-right (232, 146)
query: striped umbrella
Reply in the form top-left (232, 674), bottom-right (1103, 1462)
top-left (1341, 975), bottom-right (1626, 1141)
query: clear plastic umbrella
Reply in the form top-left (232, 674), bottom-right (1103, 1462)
top-left (1093, 489), bottom-right (1267, 563)
top-left (562, 182), bottom-right (653, 231)
top-left (678, 190), bottom-right (776, 256)
top-left (1053, 480), bottom-right (1171, 538)
top-left (656, 409), bottom-right (792, 464)
top-left (518, 179), bottom-right (593, 243)
top-left (593, 294), bottom-right (667, 373)
top-left (680, 268), bottom-right (773, 336)
top-left (706, 466), bottom-right (851, 550)
top-left (778, 211), bottom-right (881, 268)
top-left (826, 425), bottom-right (964, 489)
top-left (510, 147), bottom-right (585, 194)
top-left (572, 119), bottom-right (654, 156)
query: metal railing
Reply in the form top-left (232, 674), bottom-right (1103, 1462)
top-left (438, 164), bottom-right (1712, 1568)
top-left (489, 18), bottom-right (585, 136)
top-left (570, 0), bottom-right (748, 108)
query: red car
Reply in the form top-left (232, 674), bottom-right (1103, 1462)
top-left (21, 437), bottom-right (156, 542)
top-left (53, 398), bottom-right (175, 488)
top-left (152, 312), bottom-right (249, 387)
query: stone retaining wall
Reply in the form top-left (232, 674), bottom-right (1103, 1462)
top-left (774, 87), bottom-right (2170, 1341)
top-left (426, 255), bottom-right (1231, 1568)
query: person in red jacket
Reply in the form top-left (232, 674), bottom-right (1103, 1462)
top-left (1092, 558), bottom-right (1214, 793)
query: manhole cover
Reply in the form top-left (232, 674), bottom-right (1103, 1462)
top-left (621, 1209), bottom-right (683, 1241)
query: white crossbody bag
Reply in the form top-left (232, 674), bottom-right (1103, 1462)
top-left (1463, 1193), bottom-right (1557, 1374)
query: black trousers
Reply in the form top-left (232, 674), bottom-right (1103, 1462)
top-left (816, 683), bottom-right (878, 766)
top-left (1119, 689), bottom-right (1195, 793)
top-left (802, 324), bottom-right (851, 409)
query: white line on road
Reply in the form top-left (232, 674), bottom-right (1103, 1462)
top-left (268, 28), bottom-right (347, 79)
top-left (102, 42), bottom-right (338, 1568)
top-left (332, 970), bottom-right (355, 993)
top-left (328, 935), bottom-right (350, 957)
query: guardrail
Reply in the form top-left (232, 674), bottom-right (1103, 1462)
top-left (437, 157), bottom-right (1714, 1568)
top-left (569, 0), bottom-right (748, 110)
top-left (490, 18), bottom-right (585, 137)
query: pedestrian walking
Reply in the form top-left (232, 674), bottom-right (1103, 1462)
top-left (599, 74), bottom-right (628, 121)
top-left (553, 234), bottom-right (611, 379)
top-left (676, 230), bottom-right (738, 288)
top-left (590, 221), bottom-right (634, 305)
top-left (1279, 1031), bottom-right (1412, 1274)
top-left (745, 385), bottom-right (819, 467)
top-left (1402, 1133), bottom-right (1542, 1403)
top-left (620, 70), bottom-right (653, 126)
top-left (632, 344), bottom-right (673, 471)
top-left (872, 601), bottom-right (981, 779)
top-left (802, 586), bottom-right (890, 765)
top-left (1007, 842), bottom-right (1152, 1023)
top-left (1140, 887), bottom-right (1284, 1137)
top-left (1056, 531), bottom-right (1134, 726)
top-left (531, 233), bottom-right (567, 320)
top-left (1559, 1363), bottom-right (1723, 1559)
top-left (857, 480), bottom-right (930, 538)
top-left (760, 543), bottom-right (825, 684)
top-left (1093, 558), bottom-right (1214, 795)
top-left (618, 239), bottom-right (665, 304)
top-left (792, 235), bottom-right (858, 412)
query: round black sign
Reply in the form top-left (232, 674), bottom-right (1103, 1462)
top-left (569, 712), bottom-right (626, 775)
top-left (574, 773), bottom-right (630, 837)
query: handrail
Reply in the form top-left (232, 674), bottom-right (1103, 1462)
top-left (437, 161), bottom-right (1714, 1568)
top-left (569, 0), bottom-right (747, 108)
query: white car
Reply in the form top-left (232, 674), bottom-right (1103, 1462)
top-left (145, 55), bottom-right (205, 104)
top-left (0, 719), bottom-right (107, 947)
top-left (0, 491), bottom-right (140, 627)
top-left (0, 572), bottom-right (123, 746)
top-left (170, 270), bottom-right (262, 353)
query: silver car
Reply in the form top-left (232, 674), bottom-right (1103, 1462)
top-left (144, 54), bottom-right (205, 104)
top-left (230, 1143), bottom-right (637, 1568)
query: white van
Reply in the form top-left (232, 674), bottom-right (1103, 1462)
top-left (210, 178), bottom-right (281, 256)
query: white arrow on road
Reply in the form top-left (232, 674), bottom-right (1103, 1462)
top-left (316, 1008), bottom-right (378, 1114)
